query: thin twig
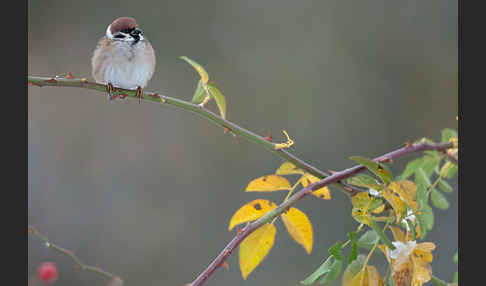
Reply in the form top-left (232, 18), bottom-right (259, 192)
top-left (28, 75), bottom-right (361, 196)
top-left (28, 225), bottom-right (122, 283)
top-left (187, 141), bottom-right (454, 286)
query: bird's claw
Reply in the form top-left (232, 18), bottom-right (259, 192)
top-left (136, 86), bottom-right (144, 104)
top-left (106, 83), bottom-right (116, 101)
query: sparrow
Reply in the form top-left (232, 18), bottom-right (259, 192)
top-left (91, 16), bottom-right (156, 102)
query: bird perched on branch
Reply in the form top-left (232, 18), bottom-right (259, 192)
top-left (91, 16), bottom-right (156, 101)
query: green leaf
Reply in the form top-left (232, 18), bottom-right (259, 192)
top-left (440, 162), bottom-right (458, 179)
top-left (397, 157), bottom-right (424, 180)
top-left (191, 79), bottom-right (207, 104)
top-left (300, 241), bottom-right (343, 285)
top-left (370, 220), bottom-right (395, 250)
top-left (343, 255), bottom-right (366, 282)
top-left (415, 168), bottom-right (431, 188)
top-left (347, 174), bottom-right (383, 190)
top-left (318, 258), bottom-right (342, 284)
top-left (207, 82), bottom-right (227, 119)
top-left (453, 251), bottom-right (458, 264)
top-left (328, 241), bottom-right (343, 260)
top-left (453, 271), bottom-right (458, 283)
top-left (301, 256), bottom-right (334, 285)
top-left (438, 180), bottom-right (453, 193)
top-left (180, 56), bottom-right (209, 84)
top-left (349, 156), bottom-right (392, 184)
top-left (441, 128), bottom-right (457, 143)
top-left (422, 205), bottom-right (434, 230)
top-left (347, 232), bottom-right (358, 264)
top-left (301, 242), bottom-right (343, 285)
top-left (420, 155), bottom-right (441, 178)
top-left (417, 205), bottom-right (434, 239)
top-left (430, 190), bottom-right (450, 209)
top-left (415, 176), bottom-right (430, 211)
top-left (357, 230), bottom-right (379, 250)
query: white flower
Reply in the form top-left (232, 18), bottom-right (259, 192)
top-left (369, 188), bottom-right (381, 197)
top-left (389, 240), bottom-right (417, 267)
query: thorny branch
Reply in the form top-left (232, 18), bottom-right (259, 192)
top-left (187, 141), bottom-right (455, 286)
top-left (28, 75), bottom-right (457, 286)
top-left (28, 226), bottom-right (123, 285)
top-left (28, 75), bottom-right (360, 196)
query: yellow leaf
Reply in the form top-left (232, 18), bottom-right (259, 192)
top-left (207, 82), bottom-right (227, 119)
top-left (180, 56), bottom-right (209, 84)
top-left (372, 204), bottom-right (385, 214)
top-left (388, 181), bottom-right (418, 212)
top-left (411, 255), bottom-right (432, 286)
top-left (228, 199), bottom-right (277, 231)
top-left (413, 242), bottom-right (435, 263)
top-left (382, 189), bottom-right (406, 223)
top-left (344, 266), bottom-right (383, 286)
top-left (352, 192), bottom-right (373, 209)
top-left (415, 242), bottom-right (435, 252)
top-left (301, 173), bottom-right (331, 200)
top-left (275, 162), bottom-right (303, 175)
top-left (239, 223), bottom-right (276, 279)
top-left (281, 207), bottom-right (313, 254)
top-left (245, 175), bottom-right (292, 192)
top-left (366, 266), bottom-right (383, 286)
top-left (389, 226), bottom-right (407, 242)
top-left (351, 208), bottom-right (371, 225)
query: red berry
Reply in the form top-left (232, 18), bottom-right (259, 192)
top-left (38, 262), bottom-right (58, 283)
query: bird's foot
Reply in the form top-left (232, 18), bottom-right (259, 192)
top-left (136, 86), bottom-right (144, 104)
top-left (106, 83), bottom-right (117, 101)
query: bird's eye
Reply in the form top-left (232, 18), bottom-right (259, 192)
top-left (114, 34), bottom-right (125, 39)
top-left (131, 28), bottom-right (142, 35)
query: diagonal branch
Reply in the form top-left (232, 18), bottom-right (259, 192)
top-left (187, 141), bottom-right (454, 286)
top-left (28, 75), bottom-right (360, 196)
top-left (28, 225), bottom-right (123, 284)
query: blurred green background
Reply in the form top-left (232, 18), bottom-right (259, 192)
top-left (28, 1), bottom-right (457, 285)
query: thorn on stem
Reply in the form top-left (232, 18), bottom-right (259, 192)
top-left (65, 72), bottom-right (73, 79)
top-left (44, 78), bottom-right (57, 83)
top-left (29, 81), bottom-right (44, 87)
top-left (405, 139), bottom-right (413, 148)
top-left (223, 126), bottom-right (230, 134)
top-left (221, 260), bottom-right (229, 269)
top-left (264, 132), bottom-right (272, 142)
top-left (380, 157), bottom-right (393, 163)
